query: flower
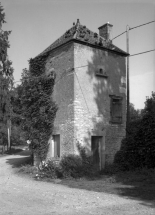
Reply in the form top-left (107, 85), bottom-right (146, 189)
top-left (27, 140), bottom-right (31, 145)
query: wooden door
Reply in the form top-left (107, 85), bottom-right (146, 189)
top-left (91, 136), bottom-right (101, 167)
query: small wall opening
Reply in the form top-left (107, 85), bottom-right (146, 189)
top-left (52, 134), bottom-right (60, 158)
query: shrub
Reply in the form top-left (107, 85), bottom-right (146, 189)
top-left (59, 154), bottom-right (83, 178)
top-left (77, 142), bottom-right (99, 177)
top-left (38, 143), bottom-right (100, 179)
top-left (18, 165), bottom-right (38, 175)
top-left (39, 159), bottom-right (62, 179)
top-left (114, 93), bottom-right (155, 170)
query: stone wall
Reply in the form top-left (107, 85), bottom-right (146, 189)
top-left (45, 42), bottom-right (75, 157)
top-left (74, 43), bottom-right (126, 167)
top-left (44, 41), bottom-right (126, 168)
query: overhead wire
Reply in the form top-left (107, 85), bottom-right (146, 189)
top-left (129, 20), bottom-right (155, 30)
top-left (130, 49), bottom-right (155, 57)
top-left (2, 20), bottom-right (155, 87)
top-left (74, 69), bottom-right (90, 113)
top-left (0, 65), bottom-right (89, 86)
top-left (1, 20), bottom-right (155, 85)
top-left (112, 20), bottom-right (155, 57)
top-left (112, 31), bottom-right (126, 41)
top-left (112, 20), bottom-right (155, 41)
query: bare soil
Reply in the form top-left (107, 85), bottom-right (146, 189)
top-left (0, 149), bottom-right (155, 215)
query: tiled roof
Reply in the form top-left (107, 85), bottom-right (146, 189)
top-left (36, 21), bottom-right (129, 58)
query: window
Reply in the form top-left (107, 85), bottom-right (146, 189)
top-left (110, 95), bottom-right (123, 123)
top-left (95, 68), bottom-right (108, 77)
top-left (52, 135), bottom-right (60, 158)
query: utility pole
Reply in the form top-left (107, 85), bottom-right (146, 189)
top-left (126, 25), bottom-right (130, 125)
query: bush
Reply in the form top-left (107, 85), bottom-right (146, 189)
top-left (59, 154), bottom-right (83, 178)
top-left (114, 93), bottom-right (155, 170)
top-left (39, 159), bottom-right (62, 179)
top-left (18, 165), bottom-right (38, 175)
top-left (76, 142), bottom-right (99, 177)
top-left (38, 143), bottom-right (100, 179)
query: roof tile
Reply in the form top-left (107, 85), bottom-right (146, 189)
top-left (36, 22), bottom-right (128, 58)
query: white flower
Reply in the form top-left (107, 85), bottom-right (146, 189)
top-left (27, 140), bottom-right (31, 145)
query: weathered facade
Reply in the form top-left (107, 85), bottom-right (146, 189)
top-left (35, 20), bottom-right (129, 168)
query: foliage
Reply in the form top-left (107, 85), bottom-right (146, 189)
top-left (19, 56), bottom-right (57, 161)
top-left (18, 165), bottom-right (38, 175)
top-left (114, 92), bottom-right (155, 170)
top-left (38, 160), bottom-right (62, 179)
top-left (129, 103), bottom-right (142, 121)
top-left (59, 154), bottom-right (83, 178)
top-left (38, 143), bottom-right (99, 179)
top-left (76, 142), bottom-right (98, 176)
top-left (0, 2), bottom-right (14, 148)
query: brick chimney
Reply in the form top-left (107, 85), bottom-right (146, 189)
top-left (98, 22), bottom-right (113, 40)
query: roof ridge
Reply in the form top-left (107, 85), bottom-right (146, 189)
top-left (35, 21), bottom-right (129, 58)
top-left (73, 22), bottom-right (80, 39)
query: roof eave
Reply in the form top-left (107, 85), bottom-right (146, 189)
top-left (33, 38), bottom-right (129, 60)
top-left (72, 39), bottom-right (129, 56)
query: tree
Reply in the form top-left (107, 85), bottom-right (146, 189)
top-left (115, 92), bottom-right (155, 170)
top-left (19, 58), bottom-right (57, 163)
top-left (129, 103), bottom-right (142, 121)
top-left (0, 3), bottom-right (14, 149)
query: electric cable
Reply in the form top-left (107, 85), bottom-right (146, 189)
top-left (74, 69), bottom-right (90, 113)
top-left (112, 20), bottom-right (155, 41)
top-left (130, 49), bottom-right (155, 57)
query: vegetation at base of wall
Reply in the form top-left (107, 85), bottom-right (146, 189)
top-left (18, 165), bottom-right (38, 175)
top-left (37, 143), bottom-right (100, 179)
top-left (114, 93), bottom-right (155, 170)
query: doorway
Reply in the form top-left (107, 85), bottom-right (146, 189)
top-left (91, 136), bottom-right (102, 168)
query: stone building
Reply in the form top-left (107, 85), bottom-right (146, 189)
top-left (35, 19), bottom-right (129, 169)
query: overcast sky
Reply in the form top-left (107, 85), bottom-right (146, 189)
top-left (1, 0), bottom-right (155, 109)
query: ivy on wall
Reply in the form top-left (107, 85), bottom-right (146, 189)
top-left (21, 54), bottom-right (58, 161)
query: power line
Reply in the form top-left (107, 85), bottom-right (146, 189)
top-left (112, 20), bottom-right (155, 41)
top-left (112, 31), bottom-right (126, 41)
top-left (130, 49), bottom-right (155, 57)
top-left (1, 65), bottom-right (89, 87)
top-left (130, 20), bottom-right (155, 30)
top-left (74, 69), bottom-right (90, 113)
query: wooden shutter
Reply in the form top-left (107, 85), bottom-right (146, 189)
top-left (111, 98), bottom-right (122, 123)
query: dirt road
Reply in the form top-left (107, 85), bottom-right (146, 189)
top-left (0, 151), bottom-right (155, 215)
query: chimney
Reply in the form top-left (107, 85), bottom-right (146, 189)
top-left (76, 19), bottom-right (80, 25)
top-left (98, 22), bottom-right (113, 40)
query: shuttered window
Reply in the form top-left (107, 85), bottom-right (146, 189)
top-left (110, 96), bottom-right (123, 123)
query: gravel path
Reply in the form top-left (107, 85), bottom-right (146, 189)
top-left (0, 151), bottom-right (155, 215)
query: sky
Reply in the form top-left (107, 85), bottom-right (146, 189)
top-left (1, 0), bottom-right (155, 109)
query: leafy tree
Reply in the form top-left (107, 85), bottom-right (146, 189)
top-left (19, 58), bottom-right (57, 163)
top-left (129, 103), bottom-right (142, 121)
top-left (115, 92), bottom-right (155, 170)
top-left (0, 3), bottom-right (14, 148)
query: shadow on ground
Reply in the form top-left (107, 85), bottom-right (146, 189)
top-left (60, 171), bottom-right (155, 209)
top-left (5, 149), bottom-right (31, 168)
